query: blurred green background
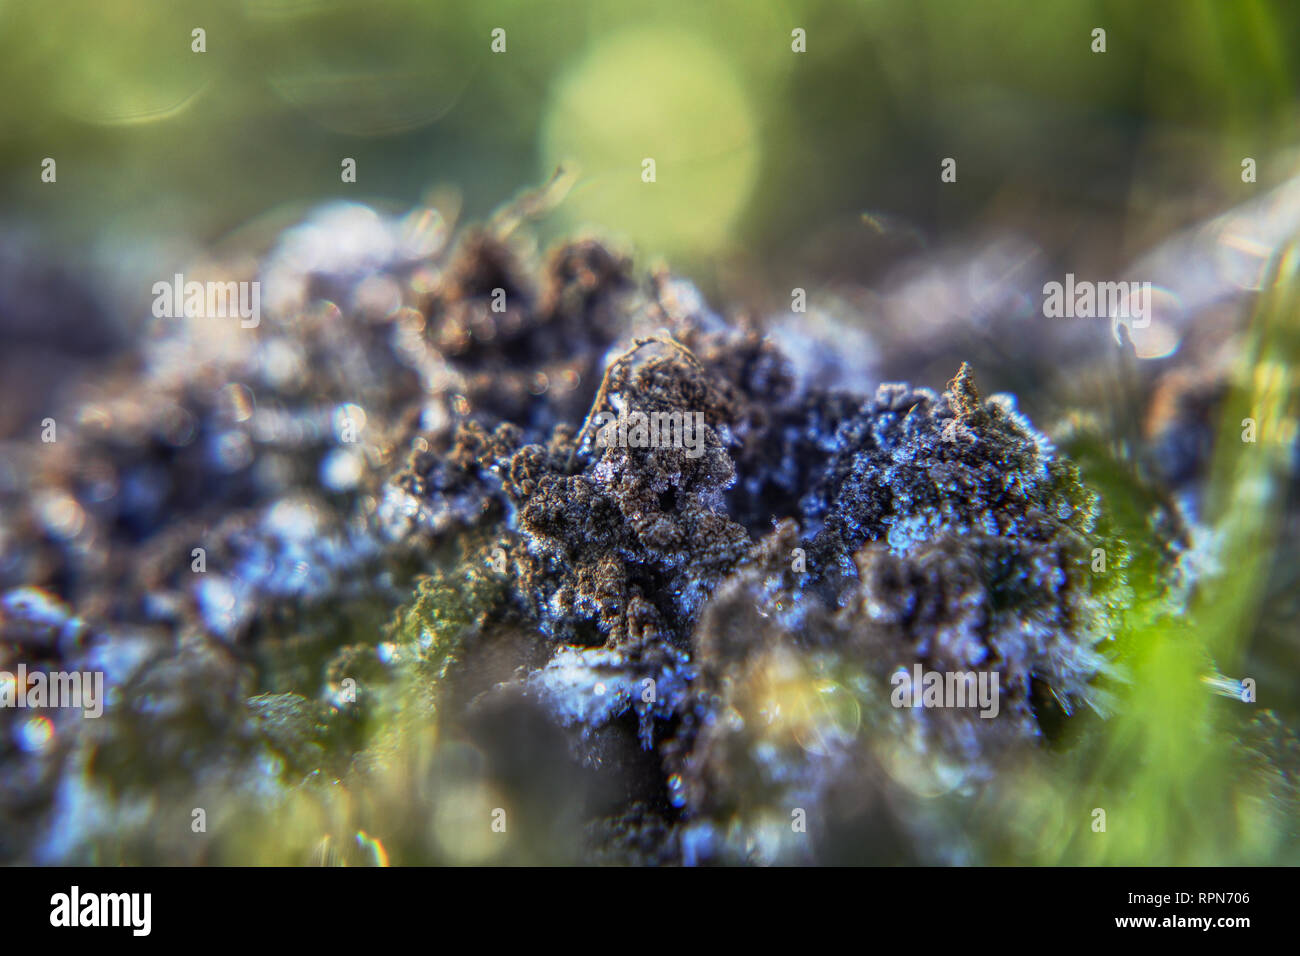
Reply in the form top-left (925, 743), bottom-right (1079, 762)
top-left (2, 0), bottom-right (1297, 288)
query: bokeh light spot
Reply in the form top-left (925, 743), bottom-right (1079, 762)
top-left (542, 29), bottom-right (759, 256)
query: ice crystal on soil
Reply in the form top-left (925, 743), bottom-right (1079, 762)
top-left (0, 198), bottom-right (1291, 866)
